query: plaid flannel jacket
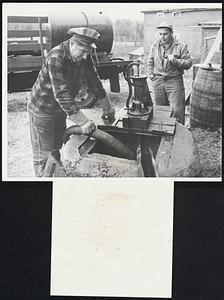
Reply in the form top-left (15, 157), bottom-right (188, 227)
top-left (28, 40), bottom-right (106, 115)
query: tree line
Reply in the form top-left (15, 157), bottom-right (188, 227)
top-left (8, 19), bottom-right (144, 42)
top-left (113, 19), bottom-right (144, 42)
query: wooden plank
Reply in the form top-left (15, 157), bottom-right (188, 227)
top-left (8, 40), bottom-right (38, 44)
top-left (185, 91), bottom-right (191, 106)
top-left (204, 26), bottom-right (222, 65)
top-left (8, 56), bottom-right (43, 71)
top-left (8, 16), bottom-right (48, 23)
top-left (61, 135), bottom-right (89, 162)
top-left (98, 122), bottom-right (175, 136)
top-left (8, 30), bottom-right (49, 38)
top-left (136, 142), bottom-right (145, 177)
top-left (117, 106), bottom-right (175, 125)
top-left (155, 135), bottom-right (173, 176)
top-left (98, 106), bottom-right (176, 136)
top-left (153, 105), bottom-right (173, 113)
top-left (78, 139), bottom-right (97, 156)
top-left (42, 153), bottom-right (67, 177)
top-left (151, 109), bottom-right (176, 125)
top-left (167, 122), bottom-right (202, 177)
top-left (8, 43), bottom-right (51, 52)
top-left (140, 139), bottom-right (158, 177)
top-left (150, 120), bottom-right (175, 128)
top-left (38, 16), bottom-right (44, 62)
top-left (150, 115), bottom-right (176, 126)
top-left (148, 123), bottom-right (175, 135)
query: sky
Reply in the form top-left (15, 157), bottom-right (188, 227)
top-left (3, 3), bottom-right (222, 21)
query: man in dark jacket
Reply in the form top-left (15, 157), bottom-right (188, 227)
top-left (147, 22), bottom-right (192, 124)
top-left (27, 27), bottom-right (115, 176)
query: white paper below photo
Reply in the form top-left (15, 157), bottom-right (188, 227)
top-left (51, 179), bottom-right (173, 298)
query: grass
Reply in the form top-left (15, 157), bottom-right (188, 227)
top-left (7, 92), bottom-right (29, 112)
top-left (112, 41), bottom-right (144, 60)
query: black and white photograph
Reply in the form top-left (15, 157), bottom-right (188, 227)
top-left (2, 2), bottom-right (222, 180)
top-left (1, 3), bottom-right (224, 300)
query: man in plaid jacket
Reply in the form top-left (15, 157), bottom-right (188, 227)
top-left (27, 27), bottom-right (115, 177)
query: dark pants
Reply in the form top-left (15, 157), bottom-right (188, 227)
top-left (152, 76), bottom-right (185, 124)
top-left (28, 110), bottom-right (66, 177)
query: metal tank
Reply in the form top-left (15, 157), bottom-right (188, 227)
top-left (49, 11), bottom-right (113, 53)
top-left (8, 12), bottom-right (133, 94)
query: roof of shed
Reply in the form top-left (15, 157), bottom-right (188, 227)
top-left (198, 20), bottom-right (222, 25)
top-left (141, 8), bottom-right (222, 14)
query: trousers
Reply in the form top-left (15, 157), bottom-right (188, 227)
top-left (152, 75), bottom-right (185, 124)
top-left (28, 110), bottom-right (67, 177)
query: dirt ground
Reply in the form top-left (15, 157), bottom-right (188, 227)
top-left (6, 67), bottom-right (222, 178)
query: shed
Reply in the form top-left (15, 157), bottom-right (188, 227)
top-left (141, 7), bottom-right (222, 62)
top-left (198, 21), bottom-right (222, 64)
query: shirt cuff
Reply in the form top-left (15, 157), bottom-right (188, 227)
top-left (68, 110), bottom-right (89, 125)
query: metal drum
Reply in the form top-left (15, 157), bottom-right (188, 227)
top-left (49, 11), bottom-right (113, 53)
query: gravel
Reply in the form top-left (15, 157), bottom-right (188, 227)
top-left (190, 127), bottom-right (222, 177)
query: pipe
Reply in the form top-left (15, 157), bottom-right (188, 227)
top-left (63, 126), bottom-right (135, 160)
top-left (124, 62), bottom-right (140, 109)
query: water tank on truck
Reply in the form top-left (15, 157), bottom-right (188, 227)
top-left (8, 11), bottom-right (134, 96)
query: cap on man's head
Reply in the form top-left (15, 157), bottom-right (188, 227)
top-left (67, 27), bottom-right (100, 49)
top-left (156, 22), bottom-right (173, 31)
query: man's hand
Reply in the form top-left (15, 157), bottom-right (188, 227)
top-left (101, 108), bottom-right (115, 122)
top-left (167, 54), bottom-right (175, 62)
top-left (69, 110), bottom-right (96, 135)
top-left (149, 73), bottom-right (156, 81)
top-left (80, 120), bottom-right (96, 135)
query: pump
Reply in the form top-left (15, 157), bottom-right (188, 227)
top-left (122, 62), bottom-right (153, 129)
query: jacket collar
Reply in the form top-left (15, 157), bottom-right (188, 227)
top-left (61, 39), bottom-right (73, 60)
top-left (158, 37), bottom-right (179, 47)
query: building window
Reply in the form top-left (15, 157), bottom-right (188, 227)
top-left (172, 11), bottom-right (181, 17)
top-left (157, 12), bottom-right (164, 17)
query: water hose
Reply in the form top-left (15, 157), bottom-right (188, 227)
top-left (63, 126), bottom-right (136, 160)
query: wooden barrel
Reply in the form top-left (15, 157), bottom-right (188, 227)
top-left (190, 67), bottom-right (222, 128)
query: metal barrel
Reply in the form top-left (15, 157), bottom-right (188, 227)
top-left (48, 11), bottom-right (113, 53)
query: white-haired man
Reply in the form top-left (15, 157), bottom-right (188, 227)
top-left (27, 27), bottom-right (115, 176)
top-left (147, 22), bottom-right (192, 124)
